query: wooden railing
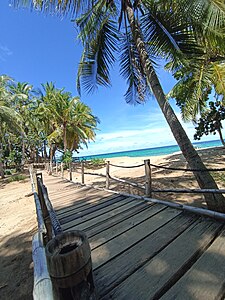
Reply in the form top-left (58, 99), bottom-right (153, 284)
top-left (29, 166), bottom-right (96, 300)
top-left (29, 166), bottom-right (54, 300)
top-left (44, 160), bottom-right (225, 198)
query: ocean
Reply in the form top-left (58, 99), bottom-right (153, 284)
top-left (75, 139), bottom-right (223, 161)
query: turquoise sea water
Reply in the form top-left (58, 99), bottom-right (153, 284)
top-left (75, 139), bottom-right (223, 161)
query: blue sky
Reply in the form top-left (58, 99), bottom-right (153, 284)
top-left (0, 2), bottom-right (218, 156)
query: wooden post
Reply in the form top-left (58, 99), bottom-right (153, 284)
top-left (32, 233), bottom-right (54, 300)
top-left (61, 162), bottom-right (64, 179)
top-left (144, 159), bottom-right (152, 198)
top-left (36, 175), bottom-right (52, 243)
top-left (69, 163), bottom-right (72, 181)
top-left (106, 161), bottom-right (110, 189)
top-left (45, 230), bottom-right (96, 300)
top-left (81, 161), bottom-right (84, 185)
top-left (56, 162), bottom-right (58, 175)
top-left (49, 160), bottom-right (53, 175)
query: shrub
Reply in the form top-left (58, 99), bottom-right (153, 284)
top-left (86, 158), bottom-right (105, 169)
top-left (4, 169), bottom-right (12, 175)
top-left (7, 174), bottom-right (27, 183)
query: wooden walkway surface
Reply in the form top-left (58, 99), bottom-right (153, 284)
top-left (42, 173), bottom-right (225, 300)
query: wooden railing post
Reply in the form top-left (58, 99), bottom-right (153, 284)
top-left (61, 162), bottom-right (64, 179)
top-left (69, 163), bottom-right (72, 181)
top-left (49, 160), bottom-right (53, 175)
top-left (46, 231), bottom-right (97, 300)
top-left (81, 161), bottom-right (84, 184)
top-left (106, 161), bottom-right (110, 189)
top-left (144, 159), bottom-right (152, 198)
top-left (36, 174), bottom-right (52, 243)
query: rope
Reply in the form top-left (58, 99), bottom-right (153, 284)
top-left (109, 163), bottom-right (145, 168)
top-left (150, 163), bottom-right (225, 172)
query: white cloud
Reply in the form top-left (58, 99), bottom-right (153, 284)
top-left (77, 109), bottom-right (223, 157)
top-left (0, 45), bottom-right (13, 61)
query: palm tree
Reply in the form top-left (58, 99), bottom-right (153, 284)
top-left (39, 82), bottom-right (99, 155)
top-left (0, 75), bottom-right (23, 178)
top-left (13, 0), bottom-right (225, 211)
top-left (8, 81), bottom-right (34, 168)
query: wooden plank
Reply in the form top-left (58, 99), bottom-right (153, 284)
top-left (102, 218), bottom-right (222, 300)
top-left (49, 185), bottom-right (91, 198)
top-left (161, 227), bottom-right (225, 300)
top-left (84, 202), bottom-right (153, 237)
top-left (89, 204), bottom-right (166, 249)
top-left (52, 190), bottom-right (112, 211)
top-left (91, 207), bottom-right (182, 269)
top-left (59, 195), bottom-right (128, 224)
top-left (61, 197), bottom-right (139, 230)
top-left (49, 186), bottom-right (90, 199)
top-left (57, 194), bottom-right (125, 218)
top-left (95, 213), bottom-right (198, 297)
top-left (51, 188), bottom-right (108, 206)
top-left (62, 199), bottom-right (145, 231)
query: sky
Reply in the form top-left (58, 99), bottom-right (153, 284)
top-left (0, 2), bottom-right (219, 156)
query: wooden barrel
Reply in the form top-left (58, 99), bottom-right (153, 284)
top-left (46, 230), bottom-right (96, 299)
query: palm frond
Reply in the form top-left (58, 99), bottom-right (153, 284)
top-left (119, 31), bottom-right (151, 104)
top-left (11, 0), bottom-right (90, 17)
top-left (167, 59), bottom-right (213, 120)
top-left (142, 4), bottom-right (203, 64)
top-left (0, 106), bottom-right (23, 133)
top-left (212, 63), bottom-right (225, 102)
top-left (77, 5), bottom-right (119, 94)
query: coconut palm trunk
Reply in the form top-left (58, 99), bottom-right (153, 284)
top-left (126, 5), bottom-right (225, 212)
top-left (218, 127), bottom-right (225, 147)
top-left (0, 142), bottom-right (4, 179)
top-left (63, 122), bottom-right (67, 153)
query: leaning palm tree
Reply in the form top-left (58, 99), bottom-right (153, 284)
top-left (12, 0), bottom-right (225, 211)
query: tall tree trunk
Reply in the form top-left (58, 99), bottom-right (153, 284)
top-left (217, 127), bottom-right (225, 147)
top-left (21, 133), bottom-right (25, 171)
top-left (0, 142), bottom-right (4, 179)
top-left (43, 140), bottom-right (48, 161)
top-left (63, 123), bottom-right (67, 153)
top-left (49, 144), bottom-right (53, 175)
top-left (126, 5), bottom-right (225, 212)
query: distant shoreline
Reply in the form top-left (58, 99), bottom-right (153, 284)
top-left (73, 139), bottom-right (223, 161)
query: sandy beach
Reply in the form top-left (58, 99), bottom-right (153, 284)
top-left (0, 146), bottom-right (225, 299)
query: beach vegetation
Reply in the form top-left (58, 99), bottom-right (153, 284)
top-left (62, 150), bottom-right (73, 169)
top-left (0, 78), bottom-right (99, 179)
top-left (86, 158), bottom-right (106, 169)
top-left (10, 1), bottom-right (225, 211)
top-left (194, 101), bottom-right (225, 147)
top-left (6, 174), bottom-right (27, 183)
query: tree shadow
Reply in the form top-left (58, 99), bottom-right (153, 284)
top-left (0, 230), bottom-right (35, 300)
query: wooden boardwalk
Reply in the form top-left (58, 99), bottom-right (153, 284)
top-left (43, 173), bottom-right (225, 300)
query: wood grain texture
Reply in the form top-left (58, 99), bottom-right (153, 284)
top-left (161, 228), bottom-right (225, 300)
top-left (59, 196), bottom-right (129, 225)
top-left (95, 213), bottom-right (198, 297)
top-left (57, 194), bottom-right (126, 219)
top-left (91, 207), bottom-right (181, 269)
top-left (102, 219), bottom-right (222, 300)
top-left (62, 198), bottom-right (146, 232)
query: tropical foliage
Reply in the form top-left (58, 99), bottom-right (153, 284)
top-left (194, 101), bottom-right (225, 146)
top-left (11, 0), bottom-right (225, 211)
top-left (0, 76), bottom-right (99, 178)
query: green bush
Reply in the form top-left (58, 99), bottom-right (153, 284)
top-left (7, 174), bottom-right (27, 183)
top-left (4, 169), bottom-right (12, 175)
top-left (86, 158), bottom-right (106, 169)
top-left (62, 150), bottom-right (73, 168)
